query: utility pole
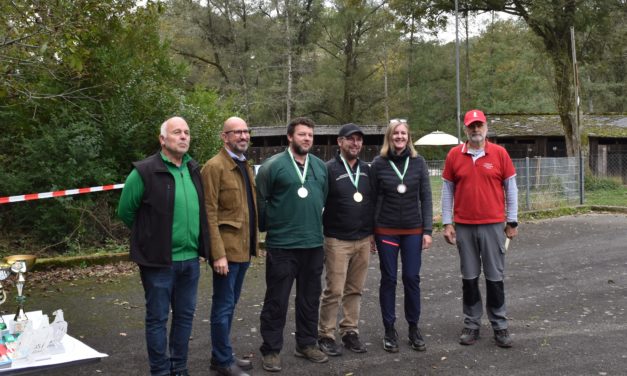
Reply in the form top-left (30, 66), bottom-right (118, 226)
top-left (455, 0), bottom-right (461, 142)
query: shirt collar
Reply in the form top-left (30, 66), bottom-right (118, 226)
top-left (461, 140), bottom-right (491, 154)
top-left (225, 147), bottom-right (246, 161)
top-left (160, 151), bottom-right (190, 168)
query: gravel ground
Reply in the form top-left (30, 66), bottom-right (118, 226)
top-left (5, 213), bottom-right (627, 376)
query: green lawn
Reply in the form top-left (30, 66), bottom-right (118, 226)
top-left (585, 187), bottom-right (627, 206)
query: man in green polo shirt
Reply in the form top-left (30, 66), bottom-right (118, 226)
top-left (117, 116), bottom-right (210, 376)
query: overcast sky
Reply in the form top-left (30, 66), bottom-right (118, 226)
top-left (435, 11), bottom-right (517, 43)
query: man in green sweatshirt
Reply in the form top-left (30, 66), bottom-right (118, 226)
top-left (117, 116), bottom-right (210, 376)
top-left (256, 117), bottom-right (328, 372)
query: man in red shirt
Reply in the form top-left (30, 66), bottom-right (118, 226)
top-left (441, 109), bottom-right (519, 348)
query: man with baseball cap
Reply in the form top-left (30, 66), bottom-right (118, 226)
top-left (318, 123), bottom-right (374, 356)
top-left (441, 109), bottom-right (519, 348)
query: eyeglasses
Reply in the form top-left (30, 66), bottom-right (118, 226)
top-left (389, 118), bottom-right (408, 125)
top-left (224, 129), bottom-right (251, 136)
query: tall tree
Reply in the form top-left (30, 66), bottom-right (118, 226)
top-left (431, 0), bottom-right (623, 157)
top-left (0, 0), bottom-right (225, 252)
top-left (311, 0), bottom-right (390, 123)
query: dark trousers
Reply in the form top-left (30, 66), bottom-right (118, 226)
top-left (375, 234), bottom-right (423, 329)
top-left (259, 247), bottom-right (324, 355)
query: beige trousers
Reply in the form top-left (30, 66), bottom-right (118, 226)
top-left (318, 236), bottom-right (371, 340)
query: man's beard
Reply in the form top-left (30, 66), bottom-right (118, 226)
top-left (292, 143), bottom-right (310, 155)
top-left (229, 141), bottom-right (248, 154)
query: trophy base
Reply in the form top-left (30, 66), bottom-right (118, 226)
top-left (47, 343), bottom-right (66, 355)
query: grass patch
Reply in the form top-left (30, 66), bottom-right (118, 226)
top-left (584, 175), bottom-right (627, 206)
top-left (585, 188), bottom-right (627, 206)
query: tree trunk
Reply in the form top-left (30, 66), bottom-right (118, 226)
top-left (285, 0), bottom-right (292, 122)
top-left (342, 26), bottom-right (355, 122)
top-left (549, 41), bottom-right (579, 157)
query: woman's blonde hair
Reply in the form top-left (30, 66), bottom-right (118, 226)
top-left (379, 119), bottom-right (418, 158)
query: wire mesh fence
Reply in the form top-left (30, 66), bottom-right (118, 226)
top-left (590, 151), bottom-right (627, 184)
top-left (427, 157), bottom-right (583, 218)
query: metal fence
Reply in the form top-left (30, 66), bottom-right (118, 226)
top-left (254, 156), bottom-right (588, 216)
top-left (590, 151), bottom-right (627, 184)
top-left (427, 157), bottom-right (583, 217)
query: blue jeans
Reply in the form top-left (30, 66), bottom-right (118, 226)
top-left (376, 234), bottom-right (423, 329)
top-left (211, 261), bottom-right (250, 367)
top-left (139, 259), bottom-right (200, 376)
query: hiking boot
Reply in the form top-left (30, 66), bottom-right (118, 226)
top-left (494, 328), bottom-right (513, 348)
top-left (318, 336), bottom-right (342, 356)
top-left (342, 331), bottom-right (367, 353)
top-left (408, 326), bottom-right (426, 351)
top-left (382, 328), bottom-right (399, 353)
top-left (294, 345), bottom-right (329, 363)
top-left (459, 328), bottom-right (480, 346)
top-left (262, 352), bottom-right (282, 372)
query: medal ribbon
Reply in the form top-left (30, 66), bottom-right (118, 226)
top-left (287, 147), bottom-right (309, 186)
top-left (340, 155), bottom-right (360, 191)
top-left (389, 157), bottom-right (409, 183)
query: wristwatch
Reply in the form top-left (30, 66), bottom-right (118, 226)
top-left (506, 221), bottom-right (518, 228)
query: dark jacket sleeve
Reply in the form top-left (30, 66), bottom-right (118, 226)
top-left (418, 157), bottom-right (433, 235)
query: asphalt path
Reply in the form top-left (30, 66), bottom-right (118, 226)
top-left (19, 214), bottom-right (627, 375)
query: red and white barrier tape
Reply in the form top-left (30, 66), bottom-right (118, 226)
top-left (0, 184), bottom-right (124, 205)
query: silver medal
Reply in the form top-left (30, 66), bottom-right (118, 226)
top-left (397, 183), bottom-right (407, 194)
top-left (298, 187), bottom-right (309, 198)
top-left (353, 192), bottom-right (363, 202)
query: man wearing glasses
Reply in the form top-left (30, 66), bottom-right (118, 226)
top-left (318, 123), bottom-right (374, 356)
top-left (441, 109), bottom-right (518, 348)
top-left (201, 116), bottom-right (258, 376)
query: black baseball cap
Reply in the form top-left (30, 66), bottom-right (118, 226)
top-left (338, 123), bottom-right (364, 137)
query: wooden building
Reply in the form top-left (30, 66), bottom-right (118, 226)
top-left (487, 114), bottom-right (627, 182)
top-left (247, 115), bottom-right (627, 182)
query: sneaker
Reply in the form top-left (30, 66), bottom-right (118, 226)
top-left (494, 328), bottom-right (513, 348)
top-left (210, 357), bottom-right (253, 371)
top-left (382, 328), bottom-right (399, 353)
top-left (294, 345), bottom-right (329, 363)
top-left (213, 363), bottom-right (250, 376)
top-left (262, 352), bottom-right (282, 372)
top-left (342, 331), bottom-right (367, 353)
top-left (459, 328), bottom-right (480, 346)
top-left (318, 336), bottom-right (342, 356)
top-left (408, 326), bottom-right (426, 351)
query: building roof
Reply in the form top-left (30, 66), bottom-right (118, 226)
top-left (251, 124), bottom-right (386, 137)
top-left (249, 115), bottom-right (627, 139)
top-left (487, 114), bottom-right (627, 138)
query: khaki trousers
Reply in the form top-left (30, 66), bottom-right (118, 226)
top-left (318, 236), bottom-right (371, 340)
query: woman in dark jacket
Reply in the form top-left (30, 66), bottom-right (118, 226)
top-left (370, 118), bottom-right (433, 353)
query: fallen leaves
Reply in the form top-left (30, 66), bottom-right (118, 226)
top-left (2, 262), bottom-right (138, 290)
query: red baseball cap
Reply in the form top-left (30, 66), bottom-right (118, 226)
top-left (464, 109), bottom-right (487, 126)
